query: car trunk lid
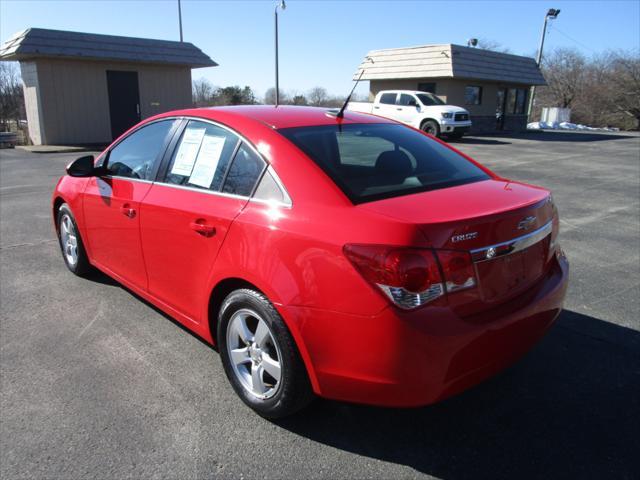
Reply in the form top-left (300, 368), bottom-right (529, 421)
top-left (358, 179), bottom-right (557, 311)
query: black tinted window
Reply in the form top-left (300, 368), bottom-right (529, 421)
top-left (107, 120), bottom-right (175, 180)
top-left (280, 124), bottom-right (489, 203)
top-left (398, 94), bottom-right (416, 106)
top-left (417, 93), bottom-right (445, 106)
top-left (164, 120), bottom-right (239, 191)
top-left (379, 93), bottom-right (396, 105)
top-left (222, 143), bottom-right (266, 196)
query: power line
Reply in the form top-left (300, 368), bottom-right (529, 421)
top-left (548, 24), bottom-right (597, 53)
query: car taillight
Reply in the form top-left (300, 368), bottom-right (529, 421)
top-left (344, 244), bottom-right (477, 310)
top-left (436, 250), bottom-right (477, 293)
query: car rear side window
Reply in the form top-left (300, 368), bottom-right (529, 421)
top-left (106, 120), bottom-right (176, 180)
top-left (164, 120), bottom-right (240, 191)
top-left (222, 142), bottom-right (266, 196)
top-left (279, 123), bottom-right (489, 204)
top-left (379, 93), bottom-right (396, 105)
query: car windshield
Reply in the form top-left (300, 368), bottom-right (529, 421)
top-left (279, 123), bottom-right (489, 203)
top-left (416, 93), bottom-right (445, 106)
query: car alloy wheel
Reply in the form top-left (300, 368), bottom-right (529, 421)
top-left (226, 308), bottom-right (283, 399)
top-left (59, 213), bottom-right (79, 267)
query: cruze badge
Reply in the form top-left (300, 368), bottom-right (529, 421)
top-left (518, 216), bottom-right (536, 230)
top-left (451, 232), bottom-right (478, 243)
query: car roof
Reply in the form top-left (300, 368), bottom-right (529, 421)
top-left (157, 105), bottom-right (394, 130)
top-left (378, 90), bottom-right (433, 95)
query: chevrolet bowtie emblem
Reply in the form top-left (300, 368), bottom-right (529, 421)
top-left (517, 216), bottom-right (536, 230)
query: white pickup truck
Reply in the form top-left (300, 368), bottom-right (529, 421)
top-left (348, 90), bottom-right (472, 139)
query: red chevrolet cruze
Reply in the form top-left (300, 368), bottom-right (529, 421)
top-left (53, 106), bottom-right (568, 418)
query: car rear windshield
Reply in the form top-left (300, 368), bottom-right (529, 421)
top-left (279, 123), bottom-right (489, 203)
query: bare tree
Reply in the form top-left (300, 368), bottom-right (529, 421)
top-left (607, 51), bottom-right (640, 128)
top-left (264, 87), bottom-right (288, 105)
top-left (0, 62), bottom-right (24, 132)
top-left (192, 78), bottom-right (214, 106)
top-left (475, 38), bottom-right (512, 54)
top-left (307, 86), bottom-right (328, 106)
top-left (541, 47), bottom-right (587, 109)
top-left (291, 94), bottom-right (307, 105)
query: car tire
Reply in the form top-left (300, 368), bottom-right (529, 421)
top-left (218, 288), bottom-right (314, 419)
top-left (421, 120), bottom-right (440, 137)
top-left (56, 203), bottom-right (91, 276)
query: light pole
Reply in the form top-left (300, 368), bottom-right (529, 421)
top-left (274, 0), bottom-right (286, 106)
top-left (527, 8), bottom-right (560, 120)
top-left (178, 0), bottom-right (184, 42)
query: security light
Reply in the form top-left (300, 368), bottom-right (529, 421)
top-left (547, 8), bottom-right (560, 18)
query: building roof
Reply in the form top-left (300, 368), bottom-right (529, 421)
top-left (0, 28), bottom-right (217, 68)
top-left (355, 44), bottom-right (546, 86)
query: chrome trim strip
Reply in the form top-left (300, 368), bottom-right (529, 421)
top-left (102, 175), bottom-right (154, 184)
top-left (470, 220), bottom-right (553, 263)
top-left (151, 181), bottom-right (250, 201)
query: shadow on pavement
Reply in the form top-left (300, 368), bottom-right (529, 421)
top-left (276, 310), bottom-right (640, 479)
top-left (502, 131), bottom-right (633, 142)
top-left (450, 137), bottom-right (512, 145)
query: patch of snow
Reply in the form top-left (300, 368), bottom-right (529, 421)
top-left (527, 121), bottom-right (619, 132)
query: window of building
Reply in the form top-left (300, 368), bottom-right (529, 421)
top-left (417, 82), bottom-right (436, 94)
top-left (164, 120), bottom-right (240, 191)
top-left (506, 88), bottom-right (517, 114)
top-left (514, 88), bottom-right (527, 114)
top-left (106, 120), bottom-right (176, 180)
top-left (464, 86), bottom-right (482, 105)
top-left (222, 142), bottom-right (266, 197)
top-left (379, 93), bottom-right (397, 105)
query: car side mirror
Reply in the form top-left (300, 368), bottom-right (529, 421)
top-left (66, 155), bottom-right (99, 177)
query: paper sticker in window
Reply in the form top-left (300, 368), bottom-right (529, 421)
top-left (188, 135), bottom-right (227, 188)
top-left (171, 127), bottom-right (206, 176)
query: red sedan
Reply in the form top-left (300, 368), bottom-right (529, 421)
top-left (53, 106), bottom-right (568, 418)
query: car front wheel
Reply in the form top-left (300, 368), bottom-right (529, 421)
top-left (57, 203), bottom-right (91, 276)
top-left (218, 289), bottom-right (313, 418)
top-left (421, 119), bottom-right (440, 137)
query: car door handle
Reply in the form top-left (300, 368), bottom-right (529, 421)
top-left (373, 106), bottom-right (380, 109)
top-left (120, 204), bottom-right (136, 218)
top-left (396, 108), bottom-right (403, 111)
top-left (190, 220), bottom-right (216, 237)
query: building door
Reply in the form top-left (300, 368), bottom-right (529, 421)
top-left (106, 70), bottom-right (141, 140)
top-left (496, 88), bottom-right (507, 130)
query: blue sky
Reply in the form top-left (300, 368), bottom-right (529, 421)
top-left (2, 0), bottom-right (639, 99)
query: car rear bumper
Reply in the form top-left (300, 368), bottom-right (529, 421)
top-left (284, 251), bottom-right (569, 407)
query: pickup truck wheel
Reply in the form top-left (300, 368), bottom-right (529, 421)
top-left (421, 120), bottom-right (440, 137)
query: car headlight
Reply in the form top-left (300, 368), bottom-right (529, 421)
top-left (441, 112), bottom-right (453, 119)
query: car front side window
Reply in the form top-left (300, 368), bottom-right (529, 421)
top-left (106, 120), bottom-right (176, 180)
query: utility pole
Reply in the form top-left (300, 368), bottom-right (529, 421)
top-left (178, 0), bottom-right (184, 42)
top-left (527, 8), bottom-right (560, 120)
top-left (274, 1), bottom-right (286, 106)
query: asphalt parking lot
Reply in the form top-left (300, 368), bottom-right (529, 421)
top-left (1, 130), bottom-right (639, 479)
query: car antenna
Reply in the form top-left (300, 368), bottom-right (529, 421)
top-left (334, 56), bottom-right (374, 119)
